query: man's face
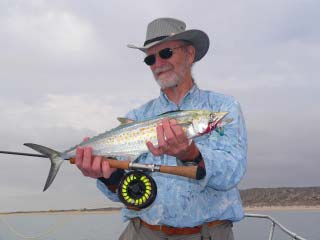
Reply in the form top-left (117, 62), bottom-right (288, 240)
top-left (146, 40), bottom-right (193, 89)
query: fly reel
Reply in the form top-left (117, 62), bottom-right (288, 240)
top-left (118, 171), bottom-right (157, 210)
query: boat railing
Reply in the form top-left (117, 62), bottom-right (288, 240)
top-left (0, 212), bottom-right (309, 239)
top-left (244, 213), bottom-right (307, 240)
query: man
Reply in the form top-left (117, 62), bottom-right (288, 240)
top-left (75, 18), bottom-right (247, 240)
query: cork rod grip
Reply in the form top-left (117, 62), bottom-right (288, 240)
top-left (69, 157), bottom-right (204, 180)
top-left (69, 157), bottom-right (130, 170)
top-left (159, 165), bottom-right (198, 179)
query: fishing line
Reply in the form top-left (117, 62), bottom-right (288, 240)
top-left (0, 214), bottom-right (72, 239)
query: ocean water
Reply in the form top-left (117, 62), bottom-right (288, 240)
top-left (0, 209), bottom-right (319, 240)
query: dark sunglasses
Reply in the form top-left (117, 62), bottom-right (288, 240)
top-left (144, 46), bottom-right (186, 66)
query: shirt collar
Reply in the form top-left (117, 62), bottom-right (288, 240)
top-left (159, 84), bottom-right (199, 106)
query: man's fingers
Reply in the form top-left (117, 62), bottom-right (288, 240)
top-left (156, 124), bottom-right (168, 149)
top-left (146, 141), bottom-right (162, 156)
top-left (170, 119), bottom-right (188, 145)
top-left (82, 147), bottom-right (93, 170)
top-left (162, 119), bottom-right (177, 145)
top-left (75, 147), bottom-right (84, 168)
top-left (91, 155), bottom-right (103, 177)
top-left (101, 160), bottom-right (116, 179)
top-left (76, 140), bottom-right (118, 179)
top-left (75, 147), bottom-right (90, 176)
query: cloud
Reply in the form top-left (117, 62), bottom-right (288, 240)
top-left (0, 94), bottom-right (138, 148)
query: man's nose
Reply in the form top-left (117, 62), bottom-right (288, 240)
top-left (152, 54), bottom-right (167, 69)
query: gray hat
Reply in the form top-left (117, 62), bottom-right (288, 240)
top-left (128, 18), bottom-right (210, 62)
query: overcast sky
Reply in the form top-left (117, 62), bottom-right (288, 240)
top-left (0, 0), bottom-right (319, 212)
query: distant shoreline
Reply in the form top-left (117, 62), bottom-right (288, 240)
top-left (2, 186), bottom-right (319, 216)
top-left (0, 208), bottom-right (121, 216)
top-left (1, 206), bottom-right (320, 216)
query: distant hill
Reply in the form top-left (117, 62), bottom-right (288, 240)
top-left (240, 187), bottom-right (320, 207)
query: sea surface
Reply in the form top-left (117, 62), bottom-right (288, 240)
top-left (0, 209), bottom-right (319, 240)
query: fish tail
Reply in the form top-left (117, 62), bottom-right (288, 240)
top-left (24, 143), bottom-right (63, 191)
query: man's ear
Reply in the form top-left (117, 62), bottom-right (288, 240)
top-left (187, 45), bottom-right (196, 64)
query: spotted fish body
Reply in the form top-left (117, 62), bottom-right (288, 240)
top-left (24, 110), bottom-right (228, 191)
top-left (62, 110), bottom-right (228, 161)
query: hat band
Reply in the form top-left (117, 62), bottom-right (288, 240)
top-left (144, 35), bottom-right (169, 46)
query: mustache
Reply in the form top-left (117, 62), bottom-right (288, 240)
top-left (154, 65), bottom-right (173, 75)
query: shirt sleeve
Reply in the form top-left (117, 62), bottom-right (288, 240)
top-left (196, 100), bottom-right (247, 191)
top-left (96, 179), bottom-right (121, 202)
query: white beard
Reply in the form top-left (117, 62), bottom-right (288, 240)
top-left (155, 72), bottom-right (182, 89)
top-left (153, 61), bottom-right (188, 90)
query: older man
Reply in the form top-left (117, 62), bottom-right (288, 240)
top-left (76, 18), bottom-right (247, 240)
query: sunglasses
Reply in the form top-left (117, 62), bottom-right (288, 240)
top-left (144, 46), bottom-right (186, 66)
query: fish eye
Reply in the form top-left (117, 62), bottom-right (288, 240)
top-left (209, 113), bottom-right (215, 122)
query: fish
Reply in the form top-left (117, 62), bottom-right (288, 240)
top-left (24, 110), bottom-right (229, 191)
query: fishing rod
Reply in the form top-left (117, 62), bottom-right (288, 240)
top-left (0, 150), bottom-right (203, 180)
top-left (0, 110), bottom-right (228, 210)
top-left (0, 149), bottom-right (205, 210)
top-left (0, 150), bottom-right (46, 158)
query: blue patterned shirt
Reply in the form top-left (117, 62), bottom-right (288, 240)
top-left (97, 84), bottom-right (247, 227)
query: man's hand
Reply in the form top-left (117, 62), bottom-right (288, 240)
top-left (75, 137), bottom-right (116, 179)
top-left (146, 118), bottom-right (199, 161)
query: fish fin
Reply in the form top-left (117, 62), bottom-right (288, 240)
top-left (117, 117), bottom-right (135, 125)
top-left (24, 143), bottom-right (63, 192)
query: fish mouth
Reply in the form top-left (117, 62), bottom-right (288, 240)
top-left (207, 112), bottom-right (229, 131)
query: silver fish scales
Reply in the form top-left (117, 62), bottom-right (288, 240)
top-left (62, 110), bottom-right (228, 160)
top-left (24, 110), bottom-right (229, 191)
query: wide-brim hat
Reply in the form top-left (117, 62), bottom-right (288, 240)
top-left (128, 18), bottom-right (210, 62)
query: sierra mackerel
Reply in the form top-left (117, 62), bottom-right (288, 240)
top-left (24, 110), bottom-right (229, 190)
